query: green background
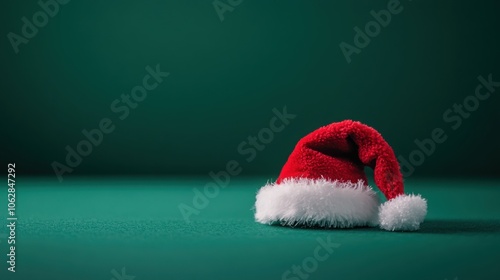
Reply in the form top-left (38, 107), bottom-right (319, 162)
top-left (1, 0), bottom-right (499, 178)
top-left (1, 1), bottom-right (500, 279)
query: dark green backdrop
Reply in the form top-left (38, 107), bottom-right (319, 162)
top-left (2, 0), bottom-right (499, 178)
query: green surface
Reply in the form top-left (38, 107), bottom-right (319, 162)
top-left (1, 177), bottom-right (500, 280)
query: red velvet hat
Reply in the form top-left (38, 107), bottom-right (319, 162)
top-left (255, 120), bottom-right (427, 231)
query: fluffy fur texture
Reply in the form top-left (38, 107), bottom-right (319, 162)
top-left (277, 120), bottom-right (404, 200)
top-left (254, 178), bottom-right (380, 228)
top-left (254, 120), bottom-right (428, 231)
top-left (378, 194), bottom-right (427, 231)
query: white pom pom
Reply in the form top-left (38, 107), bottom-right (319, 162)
top-left (378, 194), bottom-right (427, 231)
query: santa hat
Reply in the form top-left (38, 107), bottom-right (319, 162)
top-left (254, 120), bottom-right (427, 231)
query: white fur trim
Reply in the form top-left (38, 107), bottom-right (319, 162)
top-left (254, 178), bottom-right (379, 228)
top-left (378, 194), bottom-right (427, 231)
